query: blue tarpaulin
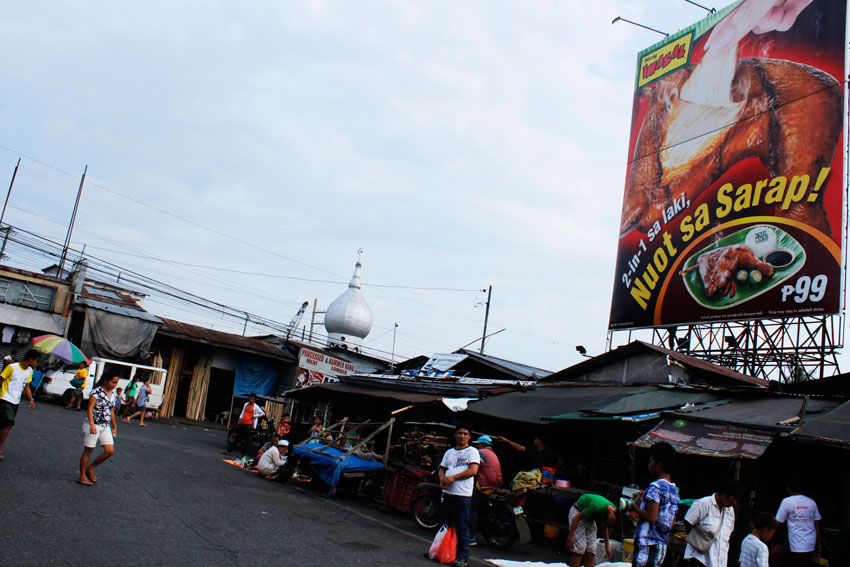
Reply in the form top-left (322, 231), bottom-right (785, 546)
top-left (292, 442), bottom-right (383, 487)
top-left (233, 358), bottom-right (278, 398)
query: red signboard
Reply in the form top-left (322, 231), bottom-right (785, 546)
top-left (610, 0), bottom-right (846, 330)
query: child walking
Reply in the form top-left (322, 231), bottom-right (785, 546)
top-left (739, 512), bottom-right (778, 567)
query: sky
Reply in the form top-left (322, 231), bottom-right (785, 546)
top-left (2, 0), bottom-right (829, 374)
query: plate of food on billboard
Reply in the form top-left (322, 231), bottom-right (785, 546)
top-left (609, 0), bottom-right (845, 330)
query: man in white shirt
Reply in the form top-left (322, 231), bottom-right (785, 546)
top-left (438, 425), bottom-right (480, 567)
top-left (776, 478), bottom-right (821, 567)
top-left (257, 439), bottom-right (290, 480)
top-left (683, 480), bottom-right (741, 567)
top-left (0, 349), bottom-right (39, 460)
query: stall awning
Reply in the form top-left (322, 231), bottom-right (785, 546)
top-left (633, 418), bottom-right (775, 459)
top-left (0, 303), bottom-right (67, 335)
top-left (542, 388), bottom-right (726, 421)
top-left (285, 382), bottom-right (442, 405)
top-left (465, 384), bottom-right (655, 424)
top-left (669, 396), bottom-right (840, 431)
top-left (789, 400), bottom-right (850, 447)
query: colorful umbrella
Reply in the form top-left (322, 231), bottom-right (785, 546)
top-left (31, 335), bottom-right (90, 365)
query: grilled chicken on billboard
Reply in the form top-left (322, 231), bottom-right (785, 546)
top-left (619, 56), bottom-right (841, 237)
top-left (682, 244), bottom-right (774, 298)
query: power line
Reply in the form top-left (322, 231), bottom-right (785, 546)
top-left (81, 245), bottom-right (484, 292)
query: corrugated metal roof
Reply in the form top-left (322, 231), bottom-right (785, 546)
top-left (0, 303), bottom-right (67, 334)
top-left (158, 318), bottom-right (295, 361)
top-left (77, 285), bottom-right (161, 323)
top-left (540, 341), bottom-right (767, 387)
top-left (789, 400), bottom-right (850, 446)
top-left (466, 384), bottom-right (656, 424)
top-left (285, 382), bottom-right (441, 404)
top-left (670, 396), bottom-right (840, 431)
top-left (457, 349), bottom-right (552, 379)
top-left (543, 388), bottom-right (727, 420)
top-left (76, 296), bottom-right (162, 323)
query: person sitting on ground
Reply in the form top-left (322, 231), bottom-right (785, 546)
top-left (257, 439), bottom-right (291, 481)
top-left (567, 493), bottom-right (617, 567)
top-left (252, 434), bottom-right (280, 469)
top-left (125, 377), bottom-right (152, 426)
top-left (225, 393), bottom-right (266, 455)
top-left (497, 431), bottom-right (563, 471)
top-left (631, 442), bottom-right (679, 567)
top-left (66, 361), bottom-right (89, 410)
top-left (739, 512), bottom-right (778, 567)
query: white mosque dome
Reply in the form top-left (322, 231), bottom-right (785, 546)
top-left (324, 251), bottom-right (372, 348)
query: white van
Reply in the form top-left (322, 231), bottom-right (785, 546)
top-left (40, 357), bottom-right (168, 411)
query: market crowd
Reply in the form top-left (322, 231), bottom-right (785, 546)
top-left (428, 424), bottom-right (822, 567)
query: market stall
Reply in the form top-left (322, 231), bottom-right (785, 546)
top-left (292, 418), bottom-right (393, 496)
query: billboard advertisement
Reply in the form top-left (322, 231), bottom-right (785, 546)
top-left (295, 347), bottom-right (354, 388)
top-left (609, 0), bottom-right (846, 330)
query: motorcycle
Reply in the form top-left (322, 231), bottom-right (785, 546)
top-left (226, 415), bottom-right (277, 456)
top-left (410, 481), bottom-right (532, 550)
top-left (477, 489), bottom-right (532, 550)
top-left (411, 478), bottom-right (442, 530)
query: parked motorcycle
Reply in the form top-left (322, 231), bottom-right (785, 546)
top-left (477, 489), bottom-right (532, 550)
top-left (226, 415), bottom-right (277, 456)
top-left (411, 481), bottom-right (532, 550)
top-left (411, 479), bottom-right (442, 530)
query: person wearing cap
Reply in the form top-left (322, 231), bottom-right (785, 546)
top-left (257, 438), bottom-right (291, 480)
top-left (469, 434), bottom-right (503, 545)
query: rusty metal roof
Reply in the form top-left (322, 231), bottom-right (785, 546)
top-left (540, 340), bottom-right (768, 387)
top-left (158, 318), bottom-right (295, 362)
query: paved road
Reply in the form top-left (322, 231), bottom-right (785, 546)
top-left (0, 402), bottom-right (570, 567)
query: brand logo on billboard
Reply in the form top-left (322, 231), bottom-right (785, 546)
top-left (637, 33), bottom-right (693, 88)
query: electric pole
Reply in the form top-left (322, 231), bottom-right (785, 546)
top-left (480, 285), bottom-right (492, 354)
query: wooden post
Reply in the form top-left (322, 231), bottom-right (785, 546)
top-left (159, 345), bottom-right (184, 419)
top-left (383, 418), bottom-right (395, 464)
top-left (227, 395), bottom-right (235, 429)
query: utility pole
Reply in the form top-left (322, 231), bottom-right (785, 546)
top-left (309, 298), bottom-right (318, 342)
top-left (1, 158), bottom-right (20, 227)
top-left (480, 285), bottom-right (492, 354)
top-left (58, 165), bottom-right (88, 277)
top-left (0, 158), bottom-right (21, 262)
top-left (391, 323), bottom-right (398, 372)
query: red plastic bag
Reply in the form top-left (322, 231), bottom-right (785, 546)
top-left (435, 526), bottom-right (457, 564)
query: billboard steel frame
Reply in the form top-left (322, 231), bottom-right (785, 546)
top-left (609, 315), bottom-right (844, 382)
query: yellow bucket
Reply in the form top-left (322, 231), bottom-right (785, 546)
top-left (543, 524), bottom-right (559, 539)
top-left (623, 538), bottom-right (634, 563)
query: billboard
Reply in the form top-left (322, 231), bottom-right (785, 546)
top-left (609, 0), bottom-right (846, 330)
top-left (295, 347), bottom-right (354, 388)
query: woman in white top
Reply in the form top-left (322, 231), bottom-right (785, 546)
top-left (77, 375), bottom-right (119, 486)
